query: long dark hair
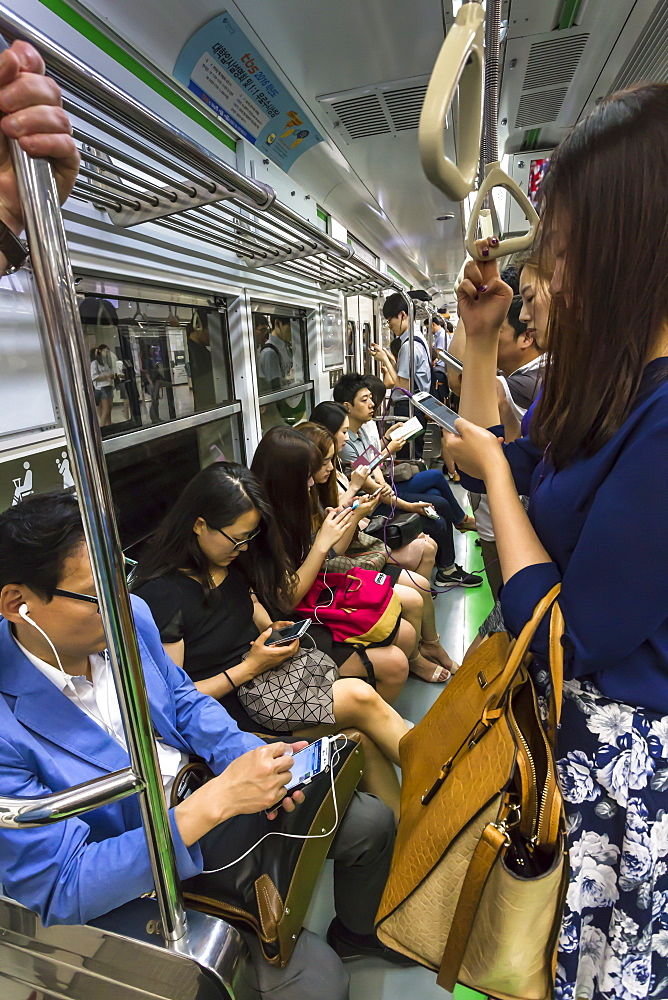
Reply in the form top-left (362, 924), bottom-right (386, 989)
top-left (299, 422), bottom-right (339, 521)
top-left (250, 426), bottom-right (321, 571)
top-left (131, 462), bottom-right (293, 614)
top-left (310, 401), bottom-right (347, 437)
top-left (533, 84), bottom-right (668, 468)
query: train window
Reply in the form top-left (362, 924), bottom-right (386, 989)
top-left (78, 291), bottom-right (233, 438)
top-left (252, 301), bottom-right (314, 431)
top-left (105, 412), bottom-right (244, 554)
top-left (259, 389), bottom-right (313, 435)
top-left (0, 270), bottom-right (58, 442)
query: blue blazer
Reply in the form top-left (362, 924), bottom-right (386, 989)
top-left (0, 595), bottom-right (262, 926)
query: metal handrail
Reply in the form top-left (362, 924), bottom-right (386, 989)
top-left (0, 30), bottom-right (188, 945)
top-left (0, 769), bottom-right (142, 828)
top-left (0, 5), bottom-right (396, 294)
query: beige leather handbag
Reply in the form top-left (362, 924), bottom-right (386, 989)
top-left (376, 585), bottom-right (568, 1000)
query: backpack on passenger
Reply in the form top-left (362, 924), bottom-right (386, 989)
top-left (295, 567), bottom-right (402, 647)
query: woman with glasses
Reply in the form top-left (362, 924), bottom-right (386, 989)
top-left (131, 462), bottom-right (410, 816)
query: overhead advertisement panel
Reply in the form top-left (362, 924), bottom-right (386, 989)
top-left (174, 12), bottom-right (324, 171)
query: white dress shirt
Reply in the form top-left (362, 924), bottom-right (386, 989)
top-left (15, 637), bottom-right (187, 800)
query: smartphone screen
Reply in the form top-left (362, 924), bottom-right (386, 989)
top-left (266, 619), bottom-right (312, 646)
top-left (412, 394), bottom-right (461, 435)
top-left (285, 739), bottom-right (326, 793)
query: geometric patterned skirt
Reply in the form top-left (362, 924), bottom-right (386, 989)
top-left (555, 679), bottom-right (668, 1000)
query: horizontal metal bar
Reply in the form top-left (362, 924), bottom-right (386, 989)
top-left (73, 180), bottom-right (142, 211)
top-left (77, 164), bottom-right (160, 206)
top-left (79, 148), bottom-right (179, 202)
top-left (102, 402), bottom-right (242, 454)
top-left (74, 133), bottom-right (198, 196)
top-left (154, 214), bottom-right (256, 259)
top-left (0, 769), bottom-right (142, 828)
top-left (0, 7), bottom-right (275, 211)
top-left (258, 382), bottom-right (313, 406)
top-left (189, 205), bottom-right (279, 257)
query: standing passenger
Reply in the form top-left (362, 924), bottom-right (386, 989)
top-left (449, 85), bottom-right (668, 1000)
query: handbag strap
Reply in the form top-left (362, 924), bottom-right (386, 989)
top-left (436, 822), bottom-right (507, 992)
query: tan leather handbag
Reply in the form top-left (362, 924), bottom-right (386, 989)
top-left (376, 585), bottom-right (568, 1000)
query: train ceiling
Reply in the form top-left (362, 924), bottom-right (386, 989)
top-left (30, 0), bottom-right (668, 294)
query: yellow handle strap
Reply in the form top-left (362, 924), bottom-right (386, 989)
top-left (465, 160), bottom-right (540, 260)
top-left (419, 3), bottom-right (485, 202)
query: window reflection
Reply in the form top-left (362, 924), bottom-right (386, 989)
top-left (259, 390), bottom-right (312, 434)
top-left (252, 305), bottom-right (308, 397)
top-left (78, 293), bottom-right (232, 436)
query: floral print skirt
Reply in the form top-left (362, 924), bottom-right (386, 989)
top-left (555, 679), bottom-right (668, 1000)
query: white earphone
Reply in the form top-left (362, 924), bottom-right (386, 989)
top-left (19, 602), bottom-right (69, 680)
top-left (17, 602), bottom-right (120, 740)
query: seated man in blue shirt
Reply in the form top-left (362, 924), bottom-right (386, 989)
top-left (0, 491), bottom-right (400, 1000)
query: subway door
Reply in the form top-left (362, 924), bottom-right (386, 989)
top-left (345, 296), bottom-right (361, 374)
top-left (358, 295), bottom-right (378, 377)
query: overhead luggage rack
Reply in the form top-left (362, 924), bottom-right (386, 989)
top-left (0, 6), bottom-right (393, 295)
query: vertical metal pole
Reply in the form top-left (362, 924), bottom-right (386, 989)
top-left (406, 295), bottom-right (416, 460)
top-left (480, 0), bottom-right (502, 207)
top-left (9, 148), bottom-right (187, 941)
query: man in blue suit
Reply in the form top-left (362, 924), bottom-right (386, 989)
top-left (0, 491), bottom-right (398, 999)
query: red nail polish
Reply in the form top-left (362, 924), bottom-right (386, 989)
top-left (474, 294), bottom-right (479, 301)
top-left (478, 285), bottom-right (488, 293)
top-left (490, 237), bottom-right (499, 246)
top-left (481, 248), bottom-right (489, 257)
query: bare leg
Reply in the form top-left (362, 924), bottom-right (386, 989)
top-left (338, 638), bottom-right (409, 704)
top-left (331, 677), bottom-right (409, 766)
top-left (395, 578), bottom-right (454, 681)
top-left (414, 535), bottom-right (437, 578)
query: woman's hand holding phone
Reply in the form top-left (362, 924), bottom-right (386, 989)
top-left (350, 464), bottom-right (371, 490)
top-left (245, 626), bottom-right (300, 676)
top-left (456, 238), bottom-right (514, 342)
top-left (316, 506), bottom-right (355, 550)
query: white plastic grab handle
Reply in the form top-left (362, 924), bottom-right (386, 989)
top-left (419, 2), bottom-right (485, 203)
top-left (465, 160), bottom-right (540, 260)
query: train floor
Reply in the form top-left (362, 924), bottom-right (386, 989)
top-left (305, 486), bottom-right (493, 1000)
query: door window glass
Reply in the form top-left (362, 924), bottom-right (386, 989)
top-left (252, 306), bottom-right (308, 397)
top-left (79, 293), bottom-right (232, 436)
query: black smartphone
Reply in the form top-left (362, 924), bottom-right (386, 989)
top-left (265, 618), bottom-right (312, 646)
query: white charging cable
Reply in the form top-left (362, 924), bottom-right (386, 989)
top-left (201, 734), bottom-right (347, 874)
top-left (17, 604), bottom-right (119, 740)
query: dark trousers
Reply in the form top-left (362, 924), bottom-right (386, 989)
top-left (392, 397), bottom-right (426, 460)
top-left (237, 791), bottom-right (395, 1000)
top-left (431, 369), bottom-right (448, 402)
top-left (479, 538), bottom-right (503, 601)
top-left (376, 501), bottom-right (455, 569)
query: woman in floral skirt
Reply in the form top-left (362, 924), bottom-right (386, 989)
top-left (447, 84), bottom-right (668, 1000)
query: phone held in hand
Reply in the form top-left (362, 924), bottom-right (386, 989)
top-left (267, 737), bottom-right (332, 812)
top-left (411, 392), bottom-right (461, 435)
top-left (351, 486), bottom-right (382, 509)
top-left (265, 618), bottom-right (312, 646)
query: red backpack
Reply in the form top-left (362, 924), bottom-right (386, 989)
top-left (295, 568), bottom-right (402, 646)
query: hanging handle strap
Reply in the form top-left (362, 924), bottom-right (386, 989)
top-left (419, 3), bottom-right (485, 202)
top-left (465, 160), bottom-right (540, 260)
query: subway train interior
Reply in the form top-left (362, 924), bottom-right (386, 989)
top-left (0, 0), bottom-right (665, 997)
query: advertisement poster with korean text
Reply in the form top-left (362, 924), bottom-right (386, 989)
top-left (174, 12), bottom-right (324, 171)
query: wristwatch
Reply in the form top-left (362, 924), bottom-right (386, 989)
top-left (0, 219), bottom-right (28, 274)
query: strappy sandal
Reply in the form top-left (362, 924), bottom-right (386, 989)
top-left (408, 654), bottom-right (451, 684)
top-left (419, 634), bottom-right (460, 675)
top-left (454, 515), bottom-right (477, 534)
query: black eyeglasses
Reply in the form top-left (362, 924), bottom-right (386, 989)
top-left (213, 526), bottom-right (261, 551)
top-left (53, 588), bottom-right (100, 612)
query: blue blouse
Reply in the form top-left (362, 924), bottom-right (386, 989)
top-left (461, 358), bottom-right (668, 712)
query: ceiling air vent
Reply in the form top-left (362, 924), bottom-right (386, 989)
top-left (610, 0), bottom-right (668, 91)
top-left (515, 87), bottom-right (569, 129)
top-left (523, 34), bottom-right (589, 90)
top-left (317, 76), bottom-right (430, 143)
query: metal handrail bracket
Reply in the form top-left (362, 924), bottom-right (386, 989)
top-left (465, 160), bottom-right (540, 260)
top-left (0, 769), bottom-right (142, 828)
top-left (419, 2), bottom-right (485, 203)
